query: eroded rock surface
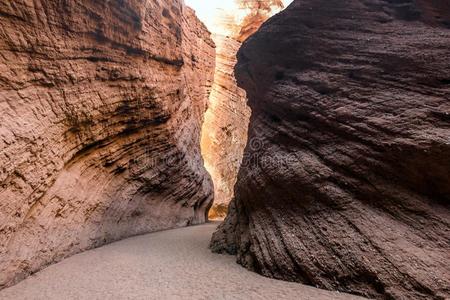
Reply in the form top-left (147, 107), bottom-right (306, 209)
top-left (0, 0), bottom-right (214, 288)
top-left (211, 0), bottom-right (450, 299)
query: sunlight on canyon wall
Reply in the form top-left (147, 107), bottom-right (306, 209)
top-left (187, 0), bottom-right (292, 39)
top-left (186, 0), bottom-right (293, 219)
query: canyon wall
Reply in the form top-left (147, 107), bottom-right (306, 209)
top-left (211, 0), bottom-right (450, 299)
top-left (201, 0), bottom-right (290, 219)
top-left (0, 0), bottom-right (214, 288)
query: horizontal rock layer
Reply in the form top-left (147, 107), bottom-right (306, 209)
top-left (211, 0), bottom-right (450, 299)
top-left (0, 0), bottom-right (214, 288)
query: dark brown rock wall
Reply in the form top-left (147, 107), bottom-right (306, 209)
top-left (211, 0), bottom-right (450, 299)
top-left (0, 0), bottom-right (214, 288)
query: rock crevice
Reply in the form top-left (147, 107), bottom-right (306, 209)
top-left (200, 0), bottom-right (290, 219)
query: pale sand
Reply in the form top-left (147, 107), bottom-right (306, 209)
top-left (0, 222), bottom-right (365, 300)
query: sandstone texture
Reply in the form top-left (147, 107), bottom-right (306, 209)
top-left (200, 0), bottom-right (290, 219)
top-left (211, 0), bottom-right (450, 299)
top-left (0, 0), bottom-right (214, 288)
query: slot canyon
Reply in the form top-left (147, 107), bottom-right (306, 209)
top-left (196, 0), bottom-right (293, 219)
top-left (0, 0), bottom-right (449, 299)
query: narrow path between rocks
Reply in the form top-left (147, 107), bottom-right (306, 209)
top-left (0, 222), bottom-right (364, 300)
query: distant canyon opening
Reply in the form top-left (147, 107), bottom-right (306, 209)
top-left (186, 0), bottom-right (293, 219)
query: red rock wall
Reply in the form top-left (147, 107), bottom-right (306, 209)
top-left (211, 0), bottom-right (450, 299)
top-left (0, 0), bottom-right (214, 288)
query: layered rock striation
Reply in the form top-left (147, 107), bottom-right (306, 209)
top-left (0, 0), bottom-right (214, 288)
top-left (211, 0), bottom-right (450, 299)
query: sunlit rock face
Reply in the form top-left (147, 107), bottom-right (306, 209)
top-left (0, 0), bottom-right (214, 288)
top-left (194, 0), bottom-right (292, 219)
top-left (213, 0), bottom-right (289, 42)
top-left (211, 0), bottom-right (450, 298)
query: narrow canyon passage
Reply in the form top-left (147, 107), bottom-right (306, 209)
top-left (187, 0), bottom-right (294, 219)
top-left (1, 0), bottom-right (449, 299)
top-left (0, 223), bottom-right (363, 300)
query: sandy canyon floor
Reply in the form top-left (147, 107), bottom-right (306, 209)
top-left (0, 222), bottom-right (364, 300)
